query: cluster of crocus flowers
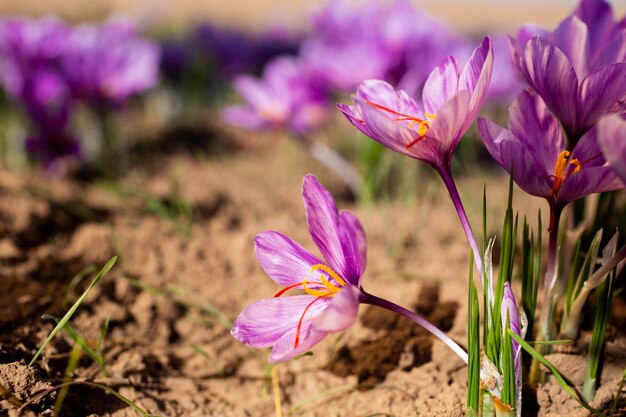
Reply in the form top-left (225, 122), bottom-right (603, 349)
top-left (508, 0), bottom-right (626, 142)
top-left (339, 37), bottom-right (493, 275)
top-left (0, 16), bottom-right (159, 171)
top-left (221, 57), bottom-right (328, 135)
top-left (232, 175), bottom-right (468, 363)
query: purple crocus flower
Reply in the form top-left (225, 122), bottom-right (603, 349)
top-left (222, 57), bottom-right (328, 134)
top-left (597, 114), bottom-right (626, 186)
top-left (232, 174), bottom-right (365, 362)
top-left (339, 36), bottom-right (493, 170)
top-left (232, 175), bottom-right (468, 363)
top-left (0, 17), bottom-right (69, 104)
top-left (508, 0), bottom-right (626, 141)
top-left (60, 18), bottom-right (159, 107)
top-left (339, 37), bottom-right (493, 274)
top-left (478, 90), bottom-right (623, 213)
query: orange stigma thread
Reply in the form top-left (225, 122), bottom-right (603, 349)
top-left (273, 264), bottom-right (347, 348)
top-left (365, 100), bottom-right (436, 148)
top-left (547, 151), bottom-right (581, 198)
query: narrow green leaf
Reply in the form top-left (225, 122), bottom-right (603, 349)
top-left (30, 257), bottom-right (117, 366)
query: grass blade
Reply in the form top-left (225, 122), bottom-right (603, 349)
top-left (29, 257), bottom-right (117, 366)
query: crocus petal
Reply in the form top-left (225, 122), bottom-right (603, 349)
top-left (459, 36), bottom-right (493, 120)
top-left (574, 0), bottom-right (616, 53)
top-left (427, 90), bottom-right (472, 161)
top-left (559, 126), bottom-right (624, 203)
top-left (232, 76), bottom-right (272, 109)
top-left (597, 114), bottom-right (626, 185)
top-left (354, 96), bottom-right (427, 161)
top-left (501, 282), bottom-right (521, 380)
top-left (508, 90), bottom-right (563, 171)
top-left (338, 210), bottom-right (367, 283)
top-left (422, 56), bottom-right (459, 115)
top-left (221, 106), bottom-right (269, 130)
top-left (314, 285), bottom-right (359, 332)
top-left (523, 37), bottom-right (579, 133)
top-left (302, 175), bottom-right (350, 281)
top-left (269, 327), bottom-right (328, 363)
top-left (478, 117), bottom-right (552, 199)
top-left (580, 63), bottom-right (626, 131)
top-left (551, 16), bottom-right (590, 78)
top-left (254, 231), bottom-right (325, 287)
top-left (355, 79), bottom-right (421, 116)
top-left (231, 295), bottom-right (330, 348)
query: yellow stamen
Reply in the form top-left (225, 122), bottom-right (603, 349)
top-left (549, 150), bottom-right (583, 197)
top-left (301, 279), bottom-right (334, 297)
top-left (311, 264), bottom-right (347, 286)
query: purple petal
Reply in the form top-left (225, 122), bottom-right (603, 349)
top-left (314, 286), bottom-right (359, 332)
top-left (269, 327), bottom-right (327, 363)
top-left (302, 175), bottom-right (351, 281)
top-left (573, 0), bottom-right (617, 53)
top-left (231, 295), bottom-right (330, 348)
top-left (354, 79), bottom-right (421, 116)
top-left (551, 16), bottom-right (590, 78)
top-left (580, 63), bottom-right (626, 130)
top-left (523, 37), bottom-right (579, 132)
top-left (355, 96), bottom-right (442, 165)
top-left (422, 56), bottom-right (459, 115)
top-left (478, 117), bottom-right (553, 199)
top-left (559, 126), bottom-right (624, 202)
top-left (338, 210), bottom-right (367, 283)
top-left (254, 231), bottom-right (324, 287)
top-left (459, 37), bottom-right (494, 122)
top-left (598, 114), bottom-right (626, 185)
top-left (221, 106), bottom-right (269, 130)
top-left (427, 90), bottom-right (472, 162)
top-left (501, 282), bottom-right (521, 379)
top-left (508, 90), bottom-right (564, 171)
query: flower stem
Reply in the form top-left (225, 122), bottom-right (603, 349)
top-left (292, 134), bottom-right (364, 197)
top-left (437, 167), bottom-right (483, 278)
top-left (531, 204), bottom-right (562, 384)
top-left (359, 290), bottom-right (468, 364)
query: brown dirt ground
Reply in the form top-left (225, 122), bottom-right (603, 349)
top-left (0, 128), bottom-right (624, 417)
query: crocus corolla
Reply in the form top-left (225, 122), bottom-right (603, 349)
top-left (232, 175), bottom-right (469, 363)
top-left (231, 174), bottom-right (365, 362)
top-left (339, 37), bottom-right (493, 275)
top-left (222, 57), bottom-right (328, 134)
top-left (339, 36), bottom-right (493, 170)
top-left (508, 0), bottom-right (626, 142)
top-left (60, 18), bottom-right (159, 107)
top-left (478, 90), bottom-right (623, 214)
top-left (597, 114), bottom-right (626, 186)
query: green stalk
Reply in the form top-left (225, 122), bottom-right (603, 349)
top-left (583, 267), bottom-right (615, 402)
top-left (467, 254), bottom-right (480, 416)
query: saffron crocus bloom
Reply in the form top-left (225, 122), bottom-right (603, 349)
top-left (232, 174), bottom-right (365, 362)
top-left (222, 57), bottom-right (328, 134)
top-left (339, 36), bottom-right (492, 170)
top-left (478, 90), bottom-right (623, 213)
top-left (60, 18), bottom-right (159, 107)
top-left (508, 0), bottom-right (626, 141)
top-left (598, 114), bottom-right (626, 186)
top-left (232, 175), bottom-right (468, 363)
top-left (339, 37), bottom-right (493, 275)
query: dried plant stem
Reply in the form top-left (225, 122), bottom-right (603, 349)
top-left (360, 290), bottom-right (468, 363)
top-left (438, 167), bottom-right (483, 279)
top-left (271, 366), bottom-right (283, 417)
top-left (293, 134), bottom-right (363, 196)
top-left (0, 382), bottom-right (24, 408)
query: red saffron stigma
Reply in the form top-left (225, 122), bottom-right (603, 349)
top-left (274, 282), bottom-right (302, 297)
top-left (406, 135), bottom-right (426, 148)
top-left (294, 296), bottom-right (326, 348)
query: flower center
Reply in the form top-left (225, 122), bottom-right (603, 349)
top-left (273, 264), bottom-right (347, 348)
top-left (547, 150), bottom-right (581, 197)
top-left (365, 100), bottom-right (436, 147)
